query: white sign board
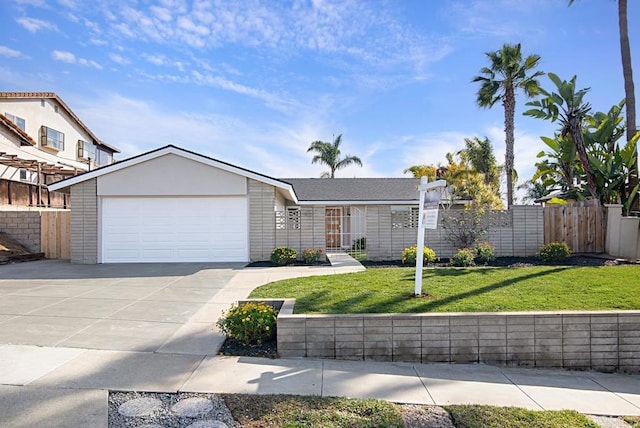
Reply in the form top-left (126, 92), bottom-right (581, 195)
top-left (415, 178), bottom-right (446, 296)
top-left (420, 188), bottom-right (442, 229)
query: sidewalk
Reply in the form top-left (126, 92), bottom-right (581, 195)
top-left (1, 255), bottom-right (639, 427)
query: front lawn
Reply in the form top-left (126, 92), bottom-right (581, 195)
top-left (248, 265), bottom-right (640, 313)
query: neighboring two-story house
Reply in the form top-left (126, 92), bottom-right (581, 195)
top-left (0, 92), bottom-right (119, 207)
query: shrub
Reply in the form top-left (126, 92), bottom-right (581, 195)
top-left (302, 248), bottom-right (324, 265)
top-left (475, 241), bottom-right (496, 264)
top-left (401, 245), bottom-right (437, 265)
top-left (451, 248), bottom-right (476, 267)
top-left (538, 242), bottom-right (571, 263)
top-left (270, 247), bottom-right (297, 266)
top-left (352, 237), bottom-right (366, 251)
top-left (216, 302), bottom-right (277, 345)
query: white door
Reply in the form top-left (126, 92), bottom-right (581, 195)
top-left (101, 197), bottom-right (248, 263)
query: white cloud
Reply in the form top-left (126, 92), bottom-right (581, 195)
top-left (0, 46), bottom-right (29, 59)
top-left (51, 50), bottom-right (76, 63)
top-left (16, 17), bottom-right (58, 32)
top-left (109, 53), bottom-right (129, 65)
top-left (51, 50), bottom-right (103, 69)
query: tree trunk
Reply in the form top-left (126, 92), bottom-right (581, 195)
top-left (619, 0), bottom-right (638, 212)
top-left (503, 85), bottom-right (516, 209)
top-left (569, 119), bottom-right (600, 201)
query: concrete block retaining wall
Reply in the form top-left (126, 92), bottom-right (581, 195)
top-left (0, 210), bottom-right (41, 252)
top-left (275, 309), bottom-right (640, 373)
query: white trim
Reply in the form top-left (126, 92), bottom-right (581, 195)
top-left (297, 200), bottom-right (420, 205)
top-left (49, 145), bottom-right (298, 203)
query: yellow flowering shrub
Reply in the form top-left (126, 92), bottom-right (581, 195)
top-left (216, 302), bottom-right (277, 345)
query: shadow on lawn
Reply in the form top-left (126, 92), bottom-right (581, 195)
top-left (296, 267), bottom-right (569, 314)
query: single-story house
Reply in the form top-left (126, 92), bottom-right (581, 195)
top-left (49, 145), bottom-right (543, 264)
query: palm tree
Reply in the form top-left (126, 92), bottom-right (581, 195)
top-left (307, 134), bottom-right (362, 178)
top-left (473, 43), bottom-right (544, 209)
top-left (569, 0), bottom-right (637, 210)
top-left (459, 137), bottom-right (502, 190)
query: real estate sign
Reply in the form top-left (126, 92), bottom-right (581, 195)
top-left (415, 178), bottom-right (446, 296)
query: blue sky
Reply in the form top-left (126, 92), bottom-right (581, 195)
top-left (1, 0), bottom-right (638, 198)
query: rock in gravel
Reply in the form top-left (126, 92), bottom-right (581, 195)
top-left (118, 397), bottom-right (163, 417)
top-left (171, 397), bottom-right (214, 417)
top-left (401, 405), bottom-right (455, 428)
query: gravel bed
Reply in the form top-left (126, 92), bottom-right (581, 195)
top-left (109, 391), bottom-right (239, 428)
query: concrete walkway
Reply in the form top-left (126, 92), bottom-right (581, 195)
top-left (1, 255), bottom-right (639, 427)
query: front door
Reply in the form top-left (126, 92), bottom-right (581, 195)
top-left (325, 207), bottom-right (342, 249)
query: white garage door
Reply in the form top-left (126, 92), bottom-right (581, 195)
top-left (101, 197), bottom-right (248, 263)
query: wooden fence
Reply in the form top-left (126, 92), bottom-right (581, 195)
top-left (40, 210), bottom-right (70, 259)
top-left (0, 178), bottom-right (69, 208)
top-left (543, 199), bottom-right (604, 253)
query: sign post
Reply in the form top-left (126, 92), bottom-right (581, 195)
top-left (415, 177), bottom-right (446, 296)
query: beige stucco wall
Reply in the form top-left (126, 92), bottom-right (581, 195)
top-left (70, 178), bottom-right (97, 264)
top-left (0, 98), bottom-right (100, 169)
top-left (97, 154), bottom-right (247, 196)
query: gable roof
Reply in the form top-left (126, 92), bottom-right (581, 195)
top-left (280, 178), bottom-right (421, 204)
top-left (0, 92), bottom-right (120, 153)
top-left (47, 144), bottom-right (298, 202)
top-left (0, 113), bottom-right (36, 146)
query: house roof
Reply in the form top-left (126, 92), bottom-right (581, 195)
top-left (0, 113), bottom-right (36, 146)
top-left (280, 178), bottom-right (421, 204)
top-left (47, 144), bottom-right (298, 202)
top-left (0, 92), bottom-right (120, 153)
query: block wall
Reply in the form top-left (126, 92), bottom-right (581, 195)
top-left (0, 210), bottom-right (41, 252)
top-left (70, 179), bottom-right (97, 264)
top-left (277, 311), bottom-right (640, 374)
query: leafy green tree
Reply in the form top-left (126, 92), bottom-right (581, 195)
top-left (473, 43), bottom-right (544, 209)
top-left (524, 73), bottom-right (600, 200)
top-left (307, 134), bottom-right (362, 178)
top-left (459, 137), bottom-right (502, 190)
top-left (533, 133), bottom-right (580, 195)
top-left (403, 164), bottom-right (438, 180)
top-left (517, 179), bottom-right (550, 204)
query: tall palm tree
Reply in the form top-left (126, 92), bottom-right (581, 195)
top-left (473, 43), bottom-right (544, 209)
top-left (307, 134), bottom-right (363, 178)
top-left (569, 0), bottom-right (637, 210)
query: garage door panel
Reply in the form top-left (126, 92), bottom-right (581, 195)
top-left (102, 197), bottom-right (248, 263)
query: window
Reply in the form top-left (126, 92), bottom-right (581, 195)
top-left (77, 140), bottom-right (96, 160)
top-left (5, 113), bottom-right (25, 131)
top-left (96, 148), bottom-right (111, 166)
top-left (19, 169), bottom-right (29, 181)
top-left (40, 126), bottom-right (65, 150)
top-left (275, 207), bottom-right (301, 230)
top-left (391, 206), bottom-right (419, 228)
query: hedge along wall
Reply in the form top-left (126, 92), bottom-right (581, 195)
top-left (276, 310), bottom-right (640, 374)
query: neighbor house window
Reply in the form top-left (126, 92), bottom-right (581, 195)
top-left (77, 140), bottom-right (96, 160)
top-left (96, 148), bottom-right (111, 166)
top-left (40, 126), bottom-right (65, 151)
top-left (19, 169), bottom-right (29, 181)
top-left (5, 113), bottom-right (25, 131)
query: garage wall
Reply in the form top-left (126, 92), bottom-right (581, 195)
top-left (70, 178), bottom-right (97, 264)
top-left (97, 154), bottom-right (247, 196)
top-left (249, 179), bottom-right (276, 261)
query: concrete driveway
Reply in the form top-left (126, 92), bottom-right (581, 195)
top-left (0, 259), bottom-right (245, 354)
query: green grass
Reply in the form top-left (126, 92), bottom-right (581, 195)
top-left (222, 395), bottom-right (605, 427)
top-left (248, 265), bottom-right (640, 313)
top-left (222, 394), bottom-right (404, 427)
top-left (445, 405), bottom-right (599, 428)
top-left (624, 416), bottom-right (640, 428)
